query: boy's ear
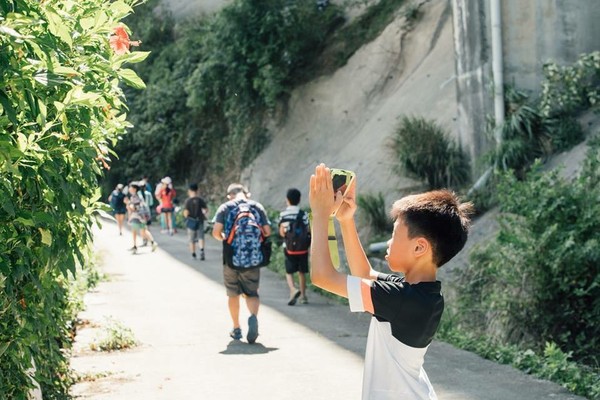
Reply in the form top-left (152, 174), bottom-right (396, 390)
top-left (414, 238), bottom-right (430, 257)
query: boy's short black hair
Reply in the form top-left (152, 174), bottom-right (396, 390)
top-left (286, 188), bottom-right (301, 206)
top-left (391, 190), bottom-right (474, 267)
top-left (189, 183), bottom-right (198, 192)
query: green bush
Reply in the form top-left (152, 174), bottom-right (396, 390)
top-left (391, 116), bottom-right (471, 190)
top-left (109, 0), bottom-right (343, 194)
top-left (90, 318), bottom-right (138, 352)
top-left (357, 192), bottom-right (393, 236)
top-left (460, 138), bottom-right (600, 367)
top-left (540, 51), bottom-right (600, 118)
top-left (0, 0), bottom-right (144, 396)
top-left (438, 314), bottom-right (600, 399)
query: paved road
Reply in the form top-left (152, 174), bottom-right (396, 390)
top-left (70, 224), bottom-right (584, 399)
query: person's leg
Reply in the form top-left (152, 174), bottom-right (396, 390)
top-left (245, 295), bottom-right (260, 316)
top-left (198, 228), bottom-right (205, 260)
top-left (116, 214), bottom-right (125, 234)
top-left (131, 228), bottom-right (138, 253)
top-left (224, 266), bottom-right (243, 339)
top-left (142, 228), bottom-right (158, 251)
top-left (166, 212), bottom-right (172, 233)
top-left (187, 229), bottom-right (197, 258)
top-left (286, 273), bottom-right (297, 293)
top-left (228, 295), bottom-right (241, 328)
top-left (285, 255), bottom-right (301, 305)
top-left (299, 272), bottom-right (307, 297)
top-left (239, 269), bottom-right (260, 343)
top-left (299, 254), bottom-right (309, 303)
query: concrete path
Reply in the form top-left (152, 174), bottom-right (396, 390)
top-left (70, 224), bottom-right (584, 400)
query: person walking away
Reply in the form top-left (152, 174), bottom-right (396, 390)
top-left (184, 183), bottom-right (209, 260)
top-left (309, 164), bottom-right (473, 400)
top-left (278, 188), bottom-right (311, 305)
top-left (126, 182), bottom-right (158, 254)
top-left (212, 183), bottom-right (271, 344)
top-left (109, 183), bottom-right (127, 235)
top-left (157, 176), bottom-right (176, 235)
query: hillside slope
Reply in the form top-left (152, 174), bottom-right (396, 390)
top-left (242, 1), bottom-right (456, 208)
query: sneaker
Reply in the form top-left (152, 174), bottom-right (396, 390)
top-left (247, 315), bottom-right (259, 344)
top-left (229, 327), bottom-right (242, 340)
top-left (300, 295), bottom-right (308, 304)
top-left (129, 246), bottom-right (137, 255)
top-left (192, 253), bottom-right (197, 259)
top-left (287, 290), bottom-right (301, 306)
top-left (200, 251), bottom-right (205, 261)
top-left (151, 242), bottom-right (158, 252)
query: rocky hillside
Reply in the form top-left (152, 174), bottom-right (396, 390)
top-left (242, 1), bottom-right (457, 208)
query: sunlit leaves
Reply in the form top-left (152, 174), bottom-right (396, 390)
top-left (0, 0), bottom-right (146, 397)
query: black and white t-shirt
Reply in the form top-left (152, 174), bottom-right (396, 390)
top-left (347, 273), bottom-right (444, 400)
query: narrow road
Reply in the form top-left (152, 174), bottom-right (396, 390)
top-left (70, 223), bottom-right (584, 400)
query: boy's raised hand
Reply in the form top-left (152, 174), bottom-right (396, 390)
top-left (335, 177), bottom-right (357, 223)
top-left (309, 163), bottom-right (343, 218)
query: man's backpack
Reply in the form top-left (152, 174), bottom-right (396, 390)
top-left (284, 210), bottom-right (311, 255)
top-left (223, 201), bottom-right (270, 269)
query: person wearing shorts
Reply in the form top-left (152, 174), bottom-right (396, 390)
top-left (126, 182), bottom-right (158, 254)
top-left (212, 183), bottom-right (271, 344)
top-left (279, 188), bottom-right (310, 305)
top-left (183, 183), bottom-right (208, 260)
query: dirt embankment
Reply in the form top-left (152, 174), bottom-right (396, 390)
top-left (242, 1), bottom-right (457, 208)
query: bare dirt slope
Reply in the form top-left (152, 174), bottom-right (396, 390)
top-left (242, 1), bottom-right (457, 207)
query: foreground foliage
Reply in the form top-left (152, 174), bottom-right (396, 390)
top-left (460, 139), bottom-right (600, 370)
top-left (0, 0), bottom-right (144, 396)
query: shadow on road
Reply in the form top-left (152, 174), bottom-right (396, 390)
top-left (219, 340), bottom-right (279, 355)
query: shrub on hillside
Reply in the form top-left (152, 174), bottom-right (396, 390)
top-left (391, 116), bottom-right (470, 190)
top-left (460, 138), bottom-right (600, 366)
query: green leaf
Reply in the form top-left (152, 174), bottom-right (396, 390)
top-left (113, 51), bottom-right (150, 69)
top-left (0, 342), bottom-right (9, 358)
top-left (39, 228), bottom-right (52, 246)
top-left (45, 7), bottom-right (73, 48)
top-left (117, 68), bottom-right (146, 89)
top-left (0, 25), bottom-right (24, 38)
top-left (110, 1), bottom-right (134, 19)
top-left (0, 91), bottom-right (18, 125)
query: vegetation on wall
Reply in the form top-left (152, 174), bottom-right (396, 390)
top-left (107, 0), bottom-right (343, 195)
top-left (390, 115), bottom-right (471, 190)
top-left (448, 139), bottom-right (600, 398)
top-left (0, 0), bottom-right (145, 396)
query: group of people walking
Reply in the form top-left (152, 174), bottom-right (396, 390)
top-left (107, 165), bottom-right (474, 400)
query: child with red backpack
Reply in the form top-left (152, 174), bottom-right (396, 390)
top-left (278, 188), bottom-right (311, 305)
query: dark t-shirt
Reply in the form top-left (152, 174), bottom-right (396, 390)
top-left (347, 273), bottom-right (444, 398)
top-left (184, 196), bottom-right (208, 221)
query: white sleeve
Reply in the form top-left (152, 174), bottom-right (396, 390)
top-left (347, 275), bottom-right (365, 312)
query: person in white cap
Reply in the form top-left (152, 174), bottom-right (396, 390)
top-left (156, 176), bottom-right (176, 235)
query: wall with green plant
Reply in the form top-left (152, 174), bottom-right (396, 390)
top-left (107, 0), bottom-right (343, 195)
top-left (0, 0), bottom-right (145, 396)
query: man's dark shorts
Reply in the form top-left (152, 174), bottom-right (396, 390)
top-left (223, 264), bottom-right (260, 297)
top-left (284, 252), bottom-right (309, 274)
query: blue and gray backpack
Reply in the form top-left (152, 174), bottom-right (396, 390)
top-left (223, 200), bottom-right (270, 269)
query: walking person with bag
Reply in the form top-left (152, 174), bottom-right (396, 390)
top-left (108, 183), bottom-right (127, 236)
top-left (212, 183), bottom-right (272, 343)
top-left (183, 183), bottom-right (209, 260)
top-left (126, 182), bottom-right (158, 255)
top-left (278, 188), bottom-right (311, 305)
